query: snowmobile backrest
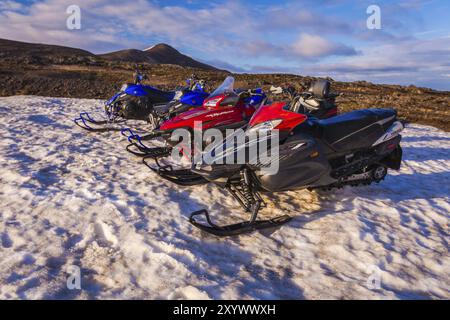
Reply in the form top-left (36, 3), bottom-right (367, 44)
top-left (309, 80), bottom-right (330, 99)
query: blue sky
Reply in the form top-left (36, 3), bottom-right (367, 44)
top-left (0, 0), bottom-right (449, 90)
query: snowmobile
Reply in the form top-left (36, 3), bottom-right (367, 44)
top-left (122, 76), bottom-right (267, 185)
top-left (188, 100), bottom-right (404, 236)
top-left (146, 75), bottom-right (210, 128)
top-left (119, 76), bottom-right (210, 152)
top-left (74, 68), bottom-right (175, 132)
top-left (73, 68), bottom-right (208, 132)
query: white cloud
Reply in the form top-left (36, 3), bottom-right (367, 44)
top-left (0, 0), bottom-right (255, 53)
top-left (303, 37), bottom-right (450, 89)
top-left (292, 33), bottom-right (355, 58)
top-left (239, 34), bottom-right (357, 60)
top-left (0, 0), bottom-right (23, 11)
top-left (0, 0), bottom-right (448, 89)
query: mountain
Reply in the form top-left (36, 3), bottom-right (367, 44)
top-left (99, 49), bottom-right (157, 64)
top-left (144, 43), bottom-right (218, 70)
top-left (100, 43), bottom-right (218, 70)
top-left (0, 38), bottom-right (98, 65)
top-left (0, 38), bottom-right (218, 70)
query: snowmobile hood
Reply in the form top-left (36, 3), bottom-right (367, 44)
top-left (249, 101), bottom-right (307, 132)
top-left (179, 90), bottom-right (209, 107)
top-left (159, 105), bottom-right (247, 132)
top-left (105, 92), bottom-right (121, 105)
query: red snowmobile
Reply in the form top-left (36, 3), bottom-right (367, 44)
top-left (122, 77), bottom-right (339, 186)
top-left (122, 76), bottom-right (266, 185)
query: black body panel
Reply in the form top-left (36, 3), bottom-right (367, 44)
top-left (143, 87), bottom-right (175, 104)
top-left (317, 108), bottom-right (396, 152)
top-left (255, 133), bottom-right (331, 192)
top-left (119, 89), bottom-right (174, 120)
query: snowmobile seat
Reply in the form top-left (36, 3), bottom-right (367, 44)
top-left (317, 108), bottom-right (397, 152)
top-left (143, 87), bottom-right (175, 104)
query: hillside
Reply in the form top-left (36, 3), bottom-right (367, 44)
top-left (0, 38), bottom-right (448, 131)
top-left (144, 43), bottom-right (218, 70)
top-left (0, 38), bottom-right (217, 70)
top-left (99, 49), bottom-right (158, 64)
top-left (99, 44), bottom-right (218, 70)
top-left (0, 38), bottom-right (98, 65)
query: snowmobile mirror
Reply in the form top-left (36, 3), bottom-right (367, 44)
top-left (270, 86), bottom-right (283, 94)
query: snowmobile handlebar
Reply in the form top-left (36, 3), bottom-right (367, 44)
top-left (133, 64), bottom-right (148, 85)
top-left (270, 85), bottom-right (341, 100)
top-left (237, 88), bottom-right (265, 98)
top-left (270, 86), bottom-right (311, 99)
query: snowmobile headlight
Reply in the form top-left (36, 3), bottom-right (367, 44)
top-left (204, 97), bottom-right (222, 107)
top-left (120, 84), bottom-right (129, 92)
top-left (171, 102), bottom-right (183, 110)
top-left (247, 119), bottom-right (282, 134)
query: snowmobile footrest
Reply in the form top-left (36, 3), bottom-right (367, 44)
top-left (121, 128), bottom-right (161, 142)
top-left (143, 156), bottom-right (208, 186)
top-left (189, 209), bottom-right (292, 237)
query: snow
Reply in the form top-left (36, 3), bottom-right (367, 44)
top-left (144, 45), bottom-right (156, 51)
top-left (0, 95), bottom-right (449, 300)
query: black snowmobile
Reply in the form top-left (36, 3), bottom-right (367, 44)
top-left (188, 100), bottom-right (404, 236)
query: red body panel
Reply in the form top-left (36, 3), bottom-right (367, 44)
top-left (159, 94), bottom-right (255, 132)
top-left (249, 101), bottom-right (307, 132)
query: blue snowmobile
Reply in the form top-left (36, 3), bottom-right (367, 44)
top-left (147, 75), bottom-right (209, 128)
top-left (74, 70), bottom-right (209, 132)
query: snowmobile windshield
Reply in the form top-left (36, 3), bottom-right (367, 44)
top-left (207, 76), bottom-right (235, 99)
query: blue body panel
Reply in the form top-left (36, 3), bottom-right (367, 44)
top-left (124, 84), bottom-right (176, 100)
top-left (106, 93), bottom-right (121, 105)
top-left (243, 88), bottom-right (265, 107)
top-left (179, 90), bottom-right (209, 107)
top-left (106, 84), bottom-right (176, 106)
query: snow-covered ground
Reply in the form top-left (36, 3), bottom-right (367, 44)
top-left (0, 96), bottom-right (448, 300)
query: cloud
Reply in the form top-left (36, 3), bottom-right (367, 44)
top-left (292, 33), bottom-right (357, 58)
top-left (0, 0), bottom-right (448, 90)
top-left (0, 0), bottom-right (257, 53)
top-left (240, 34), bottom-right (357, 60)
top-left (0, 0), bottom-right (141, 51)
top-left (261, 4), bottom-right (354, 35)
top-left (303, 37), bottom-right (450, 90)
top-left (0, 0), bottom-right (23, 11)
top-left (198, 59), bottom-right (247, 72)
top-left (0, 0), bottom-right (358, 61)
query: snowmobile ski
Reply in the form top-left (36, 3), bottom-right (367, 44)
top-left (188, 170), bottom-right (292, 236)
top-left (121, 128), bottom-right (171, 158)
top-left (74, 112), bottom-right (126, 132)
top-left (189, 204), bottom-right (292, 237)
